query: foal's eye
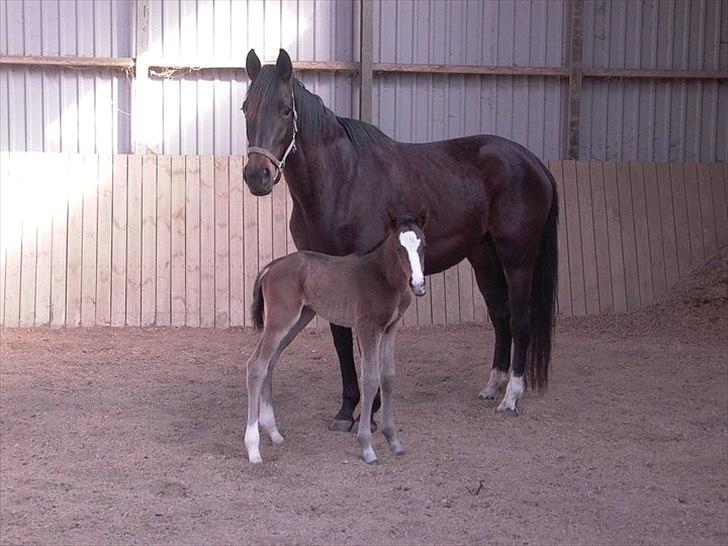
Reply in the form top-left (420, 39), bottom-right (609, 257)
top-left (282, 106), bottom-right (292, 117)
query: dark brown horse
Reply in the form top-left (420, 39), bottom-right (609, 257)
top-left (242, 49), bottom-right (558, 426)
top-left (245, 209), bottom-right (427, 464)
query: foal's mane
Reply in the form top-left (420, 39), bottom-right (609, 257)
top-left (246, 66), bottom-right (393, 150)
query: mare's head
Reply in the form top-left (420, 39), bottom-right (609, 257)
top-left (243, 48), bottom-right (297, 196)
top-left (388, 206), bottom-right (429, 297)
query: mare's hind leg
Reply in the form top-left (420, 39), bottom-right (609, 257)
top-left (356, 329), bottom-right (382, 464)
top-left (379, 327), bottom-right (404, 456)
top-left (259, 307), bottom-right (315, 444)
top-left (468, 237), bottom-right (512, 401)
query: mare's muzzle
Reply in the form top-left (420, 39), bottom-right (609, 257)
top-left (243, 155), bottom-right (276, 196)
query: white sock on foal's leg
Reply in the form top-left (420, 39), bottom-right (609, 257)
top-left (245, 420), bottom-right (262, 463)
top-left (497, 373), bottom-right (524, 415)
top-left (260, 396), bottom-right (283, 444)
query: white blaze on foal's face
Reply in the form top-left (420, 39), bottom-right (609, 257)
top-left (399, 230), bottom-right (426, 296)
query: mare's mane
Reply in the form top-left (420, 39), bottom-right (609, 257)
top-left (246, 66), bottom-right (393, 150)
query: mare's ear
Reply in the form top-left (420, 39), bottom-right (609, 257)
top-left (387, 208), bottom-right (398, 232)
top-left (416, 204), bottom-right (429, 228)
top-left (246, 49), bottom-right (261, 81)
top-left (276, 49), bottom-right (293, 82)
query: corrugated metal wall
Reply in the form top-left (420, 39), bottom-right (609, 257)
top-left (1, 0), bottom-right (726, 161)
top-left (372, 0), bottom-right (568, 160)
top-left (0, 0), bottom-right (134, 153)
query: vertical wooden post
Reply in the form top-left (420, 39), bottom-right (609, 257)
top-left (566, 0), bottom-right (583, 160)
top-left (357, 0), bottom-right (374, 123)
top-left (133, 0), bottom-right (152, 153)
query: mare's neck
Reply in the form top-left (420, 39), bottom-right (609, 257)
top-left (281, 82), bottom-right (353, 208)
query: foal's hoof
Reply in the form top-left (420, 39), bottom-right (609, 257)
top-left (496, 406), bottom-right (519, 418)
top-left (392, 445), bottom-right (406, 457)
top-left (328, 418), bottom-right (355, 432)
top-left (478, 388), bottom-right (499, 401)
top-left (363, 456), bottom-right (380, 465)
top-left (270, 431), bottom-right (284, 444)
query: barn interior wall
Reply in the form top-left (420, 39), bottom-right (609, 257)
top-left (1, 0), bottom-right (726, 162)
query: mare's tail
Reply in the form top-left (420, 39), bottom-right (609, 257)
top-left (527, 168), bottom-right (559, 391)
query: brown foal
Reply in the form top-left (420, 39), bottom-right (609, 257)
top-left (245, 207), bottom-right (428, 464)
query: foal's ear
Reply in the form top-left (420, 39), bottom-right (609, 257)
top-left (387, 208), bottom-right (398, 231)
top-left (246, 49), bottom-right (261, 81)
top-left (276, 49), bottom-right (293, 82)
top-left (416, 204), bottom-right (429, 228)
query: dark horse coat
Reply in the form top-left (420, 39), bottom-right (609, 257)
top-left (242, 49), bottom-right (558, 425)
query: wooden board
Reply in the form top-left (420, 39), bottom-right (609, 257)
top-left (616, 162), bottom-right (640, 309)
top-left (629, 163), bottom-right (654, 305)
top-left (95, 154), bottom-right (113, 326)
top-left (242, 170), bottom-right (259, 327)
top-left (170, 156), bottom-right (186, 326)
top-left (668, 163), bottom-right (692, 278)
top-left (214, 156), bottom-right (230, 328)
top-left (141, 155), bottom-right (157, 326)
top-left (602, 162), bottom-right (627, 313)
top-left (655, 163), bottom-right (678, 290)
top-left (126, 155), bottom-right (143, 326)
top-left (50, 154), bottom-right (69, 327)
top-left (709, 164), bottom-right (728, 248)
top-left (695, 163), bottom-right (717, 258)
top-left (549, 161), bottom-right (572, 317)
top-left (1, 153), bottom-right (21, 327)
top-left (19, 155), bottom-right (38, 327)
top-left (682, 163), bottom-right (705, 269)
top-left (65, 155), bottom-right (84, 327)
top-left (156, 156), bottom-right (172, 326)
top-left (588, 161), bottom-right (613, 313)
top-left (199, 156), bottom-right (215, 327)
top-left (80, 155), bottom-right (99, 327)
top-left (34, 155), bottom-right (54, 326)
top-left (576, 161), bottom-right (599, 315)
top-left (641, 162), bottom-right (666, 299)
top-left (229, 156), bottom-right (245, 327)
top-left (561, 161), bottom-right (585, 315)
top-left (111, 155), bottom-right (128, 326)
top-left (185, 156), bottom-right (201, 327)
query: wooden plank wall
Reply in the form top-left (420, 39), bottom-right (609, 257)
top-left (0, 153), bottom-right (726, 328)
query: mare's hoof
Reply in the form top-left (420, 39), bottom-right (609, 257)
top-left (496, 407), bottom-right (519, 418)
top-left (328, 418), bottom-right (355, 432)
top-left (478, 388), bottom-right (498, 401)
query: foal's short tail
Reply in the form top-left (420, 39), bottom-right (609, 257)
top-left (251, 264), bottom-right (272, 331)
top-left (527, 170), bottom-right (559, 391)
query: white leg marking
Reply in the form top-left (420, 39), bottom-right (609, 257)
top-left (478, 368), bottom-right (509, 399)
top-left (260, 401), bottom-right (283, 444)
top-left (497, 374), bottom-right (524, 413)
top-left (245, 421), bottom-right (262, 463)
top-left (399, 231), bottom-right (425, 288)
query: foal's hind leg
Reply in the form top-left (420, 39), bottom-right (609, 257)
top-left (259, 307), bottom-right (315, 444)
top-left (468, 239), bottom-right (512, 401)
top-left (379, 328), bottom-right (404, 456)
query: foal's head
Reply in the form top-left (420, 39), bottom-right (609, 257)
top-left (243, 48), bottom-right (297, 196)
top-left (388, 206), bottom-right (428, 297)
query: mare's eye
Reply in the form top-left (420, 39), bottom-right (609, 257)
top-left (282, 106), bottom-right (292, 117)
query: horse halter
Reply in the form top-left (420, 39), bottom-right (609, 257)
top-left (246, 91), bottom-right (298, 184)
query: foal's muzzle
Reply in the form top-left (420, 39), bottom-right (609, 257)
top-left (410, 279), bottom-right (426, 297)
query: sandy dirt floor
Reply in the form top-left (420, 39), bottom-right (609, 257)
top-left (1, 306), bottom-right (726, 545)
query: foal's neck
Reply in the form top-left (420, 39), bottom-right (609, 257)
top-left (368, 235), bottom-right (407, 292)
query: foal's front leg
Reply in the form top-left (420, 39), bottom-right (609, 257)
top-left (380, 328), bottom-right (404, 456)
top-left (356, 330), bottom-right (382, 464)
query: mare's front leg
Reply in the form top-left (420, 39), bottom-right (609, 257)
top-left (329, 324), bottom-right (382, 432)
top-left (380, 327), bottom-right (404, 456)
top-left (356, 330), bottom-right (382, 464)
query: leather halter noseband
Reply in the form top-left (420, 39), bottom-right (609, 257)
top-left (247, 91), bottom-right (298, 184)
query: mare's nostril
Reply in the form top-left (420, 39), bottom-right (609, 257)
top-left (263, 166), bottom-right (271, 179)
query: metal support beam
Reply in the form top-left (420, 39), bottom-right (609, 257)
top-left (358, 0), bottom-right (374, 123)
top-left (566, 0), bottom-right (584, 160)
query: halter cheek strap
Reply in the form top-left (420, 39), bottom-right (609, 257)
top-left (247, 91), bottom-right (298, 184)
